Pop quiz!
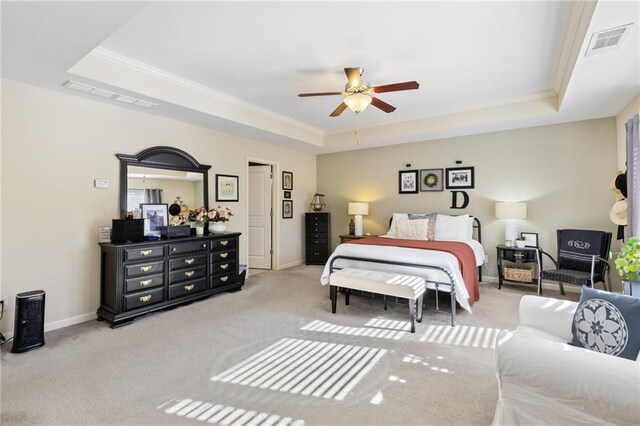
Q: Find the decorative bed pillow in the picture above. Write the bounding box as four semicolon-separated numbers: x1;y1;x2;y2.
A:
395;218;429;240
570;287;640;361
408;213;437;221
409;213;437;240
385;213;409;238
434;214;471;242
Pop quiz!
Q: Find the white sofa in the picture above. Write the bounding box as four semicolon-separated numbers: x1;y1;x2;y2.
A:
493;295;640;426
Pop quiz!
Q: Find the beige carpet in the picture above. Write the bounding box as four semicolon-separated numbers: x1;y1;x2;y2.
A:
0;266;578;425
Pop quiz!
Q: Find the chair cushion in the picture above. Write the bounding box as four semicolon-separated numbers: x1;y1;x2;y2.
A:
558;229;607;273
541;269;603;287
570;287;640;361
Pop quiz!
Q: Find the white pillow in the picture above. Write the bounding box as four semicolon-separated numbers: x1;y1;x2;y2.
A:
435;214;471;242
385;213;409;238
395;218;429;240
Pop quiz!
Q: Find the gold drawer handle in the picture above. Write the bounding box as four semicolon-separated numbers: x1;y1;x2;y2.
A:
185;258;195;265
184;284;195;291
139;295;152;303
140;250;153;256
220;276;228;282
184;271;195;277
140;279;152;287
219;253;228;259
140;265;153;272
220;264;229;270
220;240;229;246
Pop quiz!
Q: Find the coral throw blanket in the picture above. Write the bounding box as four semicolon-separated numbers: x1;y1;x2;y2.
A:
350;237;480;304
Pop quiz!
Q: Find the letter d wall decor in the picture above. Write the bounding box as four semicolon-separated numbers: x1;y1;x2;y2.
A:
450;191;469;209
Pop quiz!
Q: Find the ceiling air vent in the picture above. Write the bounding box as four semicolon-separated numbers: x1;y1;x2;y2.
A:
62;80;158;109
585;23;633;56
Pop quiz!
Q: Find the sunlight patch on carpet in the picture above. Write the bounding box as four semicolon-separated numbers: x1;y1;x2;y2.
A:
402;354;454;374
300;319;408;339
418;324;502;348
211;338;386;401
161;398;304;425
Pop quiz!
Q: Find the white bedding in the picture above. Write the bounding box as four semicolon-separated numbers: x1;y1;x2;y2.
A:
320;242;473;312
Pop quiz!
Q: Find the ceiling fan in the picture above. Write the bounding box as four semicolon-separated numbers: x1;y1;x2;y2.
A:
298;67;419;117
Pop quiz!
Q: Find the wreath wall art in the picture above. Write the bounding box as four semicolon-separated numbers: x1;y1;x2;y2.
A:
420;169;444;192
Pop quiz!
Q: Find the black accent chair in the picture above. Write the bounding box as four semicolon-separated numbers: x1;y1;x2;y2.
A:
540;229;612;295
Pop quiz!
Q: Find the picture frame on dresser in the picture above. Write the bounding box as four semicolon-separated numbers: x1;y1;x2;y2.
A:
283;200;293;218
140;203;168;236
521;232;539;248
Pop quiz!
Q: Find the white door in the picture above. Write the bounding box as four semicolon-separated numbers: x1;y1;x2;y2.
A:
248;165;272;269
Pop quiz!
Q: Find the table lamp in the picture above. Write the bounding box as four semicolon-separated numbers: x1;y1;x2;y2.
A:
495;202;527;244
348;202;369;236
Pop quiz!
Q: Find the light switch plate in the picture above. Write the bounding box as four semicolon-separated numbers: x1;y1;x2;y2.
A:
94;179;108;189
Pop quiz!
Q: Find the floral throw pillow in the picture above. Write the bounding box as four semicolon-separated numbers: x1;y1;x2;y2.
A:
570;287;640;360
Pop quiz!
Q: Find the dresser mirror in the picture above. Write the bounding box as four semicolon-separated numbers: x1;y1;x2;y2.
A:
117;146;211;219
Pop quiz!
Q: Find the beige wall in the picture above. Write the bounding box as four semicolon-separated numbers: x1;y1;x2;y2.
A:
616;95;640;170
0;79;316;335
318;118;619;287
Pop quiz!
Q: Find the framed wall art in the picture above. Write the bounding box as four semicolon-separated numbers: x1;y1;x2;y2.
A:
216;174;239;202
282;200;293;219
445;166;475;189
398;170;419;194
521;232;539;248
141;203;168;236
420;168;444;192
282;171;293;190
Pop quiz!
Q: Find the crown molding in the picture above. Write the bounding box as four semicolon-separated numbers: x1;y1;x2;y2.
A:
91;47;324;136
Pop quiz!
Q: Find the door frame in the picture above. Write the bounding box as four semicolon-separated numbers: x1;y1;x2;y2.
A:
246;157;279;270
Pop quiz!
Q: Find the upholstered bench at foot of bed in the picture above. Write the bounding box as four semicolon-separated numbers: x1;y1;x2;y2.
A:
329;268;426;333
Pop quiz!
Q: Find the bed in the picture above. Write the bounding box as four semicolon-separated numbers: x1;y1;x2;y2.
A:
320;213;486;314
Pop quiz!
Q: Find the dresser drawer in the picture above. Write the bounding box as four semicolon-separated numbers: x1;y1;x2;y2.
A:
210;273;238;288
169;254;207;271
168;279;207;300
211;237;236;251
125;273;164;293
124;246;165;261
211;261;236;275
169;265;207;284
125;261;164;278
210;250;235;263
124;287;164;311
169;241;209;256
306;232;327;240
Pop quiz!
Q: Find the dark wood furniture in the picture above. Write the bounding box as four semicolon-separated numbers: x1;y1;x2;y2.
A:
98;233;242;327
305;212;330;265
339;234;378;244
496;245;542;294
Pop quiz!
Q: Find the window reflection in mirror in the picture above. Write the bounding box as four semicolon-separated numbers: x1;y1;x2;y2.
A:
126;165;204;213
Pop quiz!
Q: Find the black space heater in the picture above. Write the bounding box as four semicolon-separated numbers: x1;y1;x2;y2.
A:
11;290;46;353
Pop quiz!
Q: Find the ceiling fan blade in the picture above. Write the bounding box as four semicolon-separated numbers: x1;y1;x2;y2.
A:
370;97;396;113
330;102;348;117
372;81;420;93
344;67;363;87
298;92;342;97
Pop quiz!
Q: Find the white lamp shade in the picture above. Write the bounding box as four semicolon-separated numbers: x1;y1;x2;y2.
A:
348;202;369;215
343;94;372;113
495;202;527;219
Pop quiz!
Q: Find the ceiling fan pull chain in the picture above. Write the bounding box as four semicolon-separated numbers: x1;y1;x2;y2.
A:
355;114;361;144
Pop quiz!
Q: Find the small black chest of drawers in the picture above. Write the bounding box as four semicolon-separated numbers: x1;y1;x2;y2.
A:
98;233;242;328
306;213;330;265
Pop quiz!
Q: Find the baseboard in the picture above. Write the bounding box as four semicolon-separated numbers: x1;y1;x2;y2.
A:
1;311;97;340
277;259;304;270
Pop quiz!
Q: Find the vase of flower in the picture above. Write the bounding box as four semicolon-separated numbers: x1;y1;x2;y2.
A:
209;222;226;234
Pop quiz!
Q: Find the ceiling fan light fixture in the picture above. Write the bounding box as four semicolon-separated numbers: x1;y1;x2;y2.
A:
344;93;372;113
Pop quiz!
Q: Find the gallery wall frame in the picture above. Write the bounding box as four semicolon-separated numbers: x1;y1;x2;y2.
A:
216;174;239;202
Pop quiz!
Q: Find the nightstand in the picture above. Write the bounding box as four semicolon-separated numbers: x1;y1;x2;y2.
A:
339;234;377;244
496;245;543;295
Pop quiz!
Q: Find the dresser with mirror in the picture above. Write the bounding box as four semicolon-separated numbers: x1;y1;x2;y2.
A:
98;146;243;328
